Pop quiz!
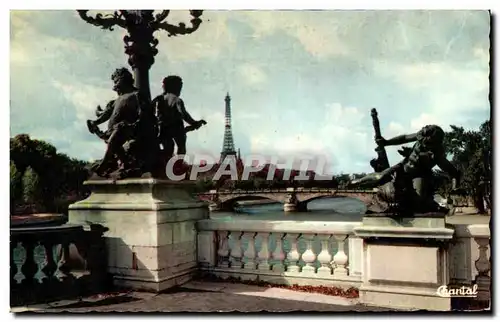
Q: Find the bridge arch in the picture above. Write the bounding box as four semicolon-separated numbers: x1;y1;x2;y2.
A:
300;195;369;213
202;189;376;213
298;192;375;205
218;193;288;205
216;194;287;211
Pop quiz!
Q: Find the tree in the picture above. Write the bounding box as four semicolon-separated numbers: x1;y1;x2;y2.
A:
22;166;42;205
10;134;91;215
441;120;491;213
10;161;22;212
335;173;351;188
194;178;215;192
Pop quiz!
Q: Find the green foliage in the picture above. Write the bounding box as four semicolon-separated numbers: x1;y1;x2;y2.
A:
194;178;215;192
440;120;491;213
22;166;42;205
10;161;23;211
195;169;370;192
10;134;90;215
233;180;254;190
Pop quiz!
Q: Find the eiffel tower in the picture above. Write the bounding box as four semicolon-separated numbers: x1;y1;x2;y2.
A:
220;93;238;162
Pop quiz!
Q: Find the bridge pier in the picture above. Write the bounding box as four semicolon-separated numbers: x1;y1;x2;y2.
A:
209;203;235;212
208;202;221;212
284;201;307;213
283;202;297;212
206;190;222;212
283;188;308;212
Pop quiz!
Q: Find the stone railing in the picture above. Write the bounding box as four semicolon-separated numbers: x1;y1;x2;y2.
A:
196;219;363;288
10;224;108;306
199;188;372;195
448;224;491;303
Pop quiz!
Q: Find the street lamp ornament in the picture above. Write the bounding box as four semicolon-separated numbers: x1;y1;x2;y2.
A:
78;10;204;179
76;10;203;34
77;10;203;100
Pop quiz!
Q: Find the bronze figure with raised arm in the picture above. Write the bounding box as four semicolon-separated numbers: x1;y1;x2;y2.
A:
350;124;460;215
153;75;206;165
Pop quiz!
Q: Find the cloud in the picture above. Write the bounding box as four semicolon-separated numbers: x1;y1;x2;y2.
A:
247;102;373;173
11;12;98;68
236;10;489;63
385;121;406;137
373;49;490;130
51;80;116;124
155;10;236;63
238;63;268;85
473;46;490;64
237;11;349;59
409;113;440;131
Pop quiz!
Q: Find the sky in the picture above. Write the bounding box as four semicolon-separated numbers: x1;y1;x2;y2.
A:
10;10;491;175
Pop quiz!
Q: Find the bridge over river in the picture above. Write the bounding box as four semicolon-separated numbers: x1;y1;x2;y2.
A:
197;188;376;212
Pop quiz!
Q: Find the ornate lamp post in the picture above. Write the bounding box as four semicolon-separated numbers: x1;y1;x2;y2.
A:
76;10;203;101
77;10;204;179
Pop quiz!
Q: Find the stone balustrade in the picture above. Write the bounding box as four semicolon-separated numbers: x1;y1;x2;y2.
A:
196;219;363;289
196;218;491;311
10;223;108;306
448;223;491;304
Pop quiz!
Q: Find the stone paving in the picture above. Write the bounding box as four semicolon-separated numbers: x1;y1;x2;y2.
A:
12;281;401;313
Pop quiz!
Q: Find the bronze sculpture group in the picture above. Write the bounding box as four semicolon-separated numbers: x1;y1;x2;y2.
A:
86;68;205;179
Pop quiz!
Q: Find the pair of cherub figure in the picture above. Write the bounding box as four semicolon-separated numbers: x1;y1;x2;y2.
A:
86;68;205;178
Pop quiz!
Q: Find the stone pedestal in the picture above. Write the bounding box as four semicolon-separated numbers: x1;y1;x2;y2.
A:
354;213;454;311
68;178;209;292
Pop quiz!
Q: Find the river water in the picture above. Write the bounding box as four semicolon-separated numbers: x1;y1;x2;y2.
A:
236;197;365;215
211;197;367;222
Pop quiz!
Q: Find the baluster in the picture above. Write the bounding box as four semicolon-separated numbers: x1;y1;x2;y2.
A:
53;244;67;281
217;231;230;268
59;239;73;279
301;234;317;275
271;233;285;272
257;232;271;271
230;232;244;269
12;242;27;284
21;238;38;286
10;241;17;285
243;232;257;270
73;230;90;272
332;234;348;276
474;237;491;302
286;234;301;273
41;239;57;282
317;234;333;276
33;242;48;283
